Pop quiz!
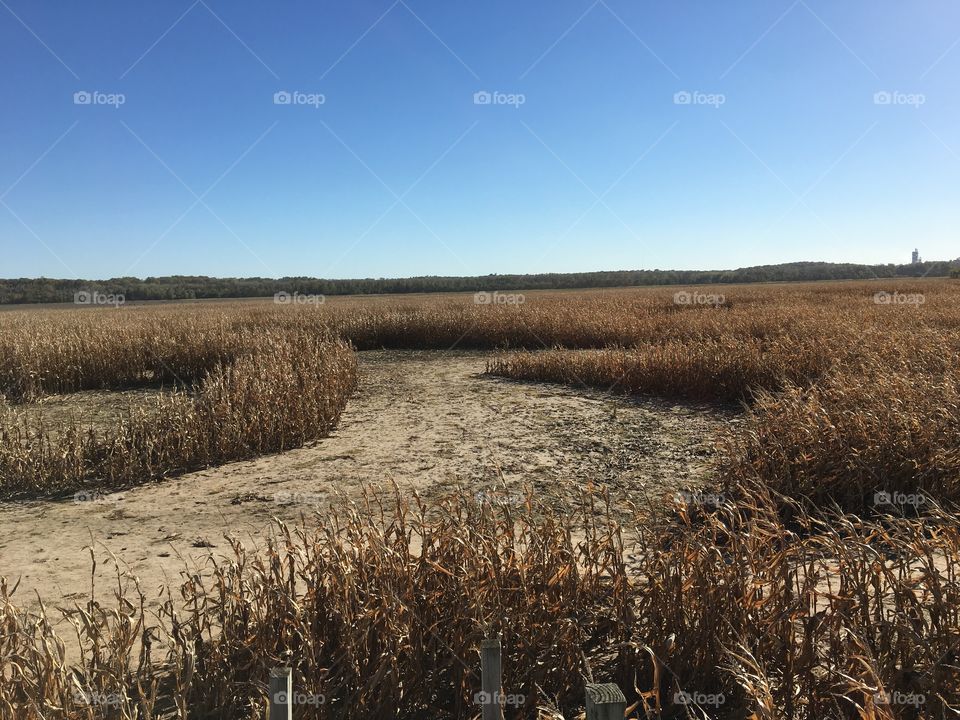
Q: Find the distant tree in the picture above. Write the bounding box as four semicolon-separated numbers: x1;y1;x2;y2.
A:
0;261;954;305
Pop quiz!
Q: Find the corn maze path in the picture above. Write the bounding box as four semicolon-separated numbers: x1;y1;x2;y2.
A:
0;350;732;618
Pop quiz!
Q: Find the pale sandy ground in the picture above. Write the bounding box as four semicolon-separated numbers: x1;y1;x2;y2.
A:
0;350;736;619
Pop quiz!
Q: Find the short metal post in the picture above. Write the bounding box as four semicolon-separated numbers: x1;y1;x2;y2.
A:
585;682;626;720
269;667;293;720
480;638;504;720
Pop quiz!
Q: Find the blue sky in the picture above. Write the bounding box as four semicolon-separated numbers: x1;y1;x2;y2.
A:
1;1;958;280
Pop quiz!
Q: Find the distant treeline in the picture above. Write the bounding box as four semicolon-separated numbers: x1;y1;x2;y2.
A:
0;261;957;305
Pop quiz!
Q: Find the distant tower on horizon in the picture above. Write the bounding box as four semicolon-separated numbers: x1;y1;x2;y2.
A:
912;248;921;264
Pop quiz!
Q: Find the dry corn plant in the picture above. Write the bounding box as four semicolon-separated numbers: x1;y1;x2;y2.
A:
2;280;960;717
0;328;356;498
0;486;958;719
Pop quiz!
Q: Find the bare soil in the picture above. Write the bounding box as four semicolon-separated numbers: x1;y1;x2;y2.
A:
0;350;736;617
9;386;177;438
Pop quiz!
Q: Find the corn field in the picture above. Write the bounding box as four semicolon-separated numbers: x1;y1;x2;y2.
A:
1;279;958;718
1;486;957;719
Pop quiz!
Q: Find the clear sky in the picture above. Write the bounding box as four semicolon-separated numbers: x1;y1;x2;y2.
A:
1;1;958;280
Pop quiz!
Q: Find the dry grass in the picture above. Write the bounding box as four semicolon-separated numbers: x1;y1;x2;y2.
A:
484;336;833;401
1;486;957;719
0;329;356;498
2;279;960;717
483;280;960;512
3;281;959;511
719;358;960;513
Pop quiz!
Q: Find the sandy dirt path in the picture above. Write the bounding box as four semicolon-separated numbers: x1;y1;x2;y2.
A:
0;350;734;615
